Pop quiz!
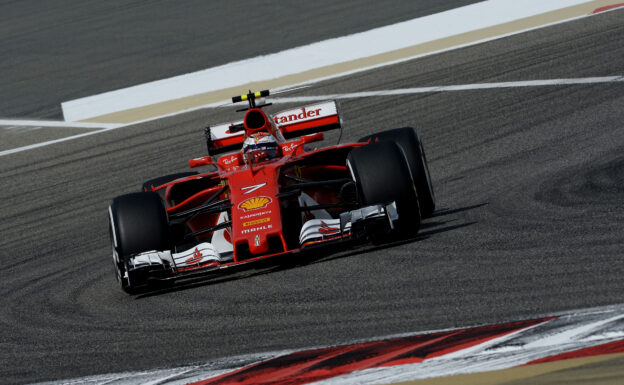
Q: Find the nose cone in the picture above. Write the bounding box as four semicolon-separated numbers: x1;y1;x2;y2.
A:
228;166;284;260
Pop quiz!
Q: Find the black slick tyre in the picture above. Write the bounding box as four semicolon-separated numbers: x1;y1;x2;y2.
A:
347;141;421;236
108;192;170;294
359;127;435;217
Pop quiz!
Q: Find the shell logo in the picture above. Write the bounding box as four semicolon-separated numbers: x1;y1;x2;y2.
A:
238;196;272;211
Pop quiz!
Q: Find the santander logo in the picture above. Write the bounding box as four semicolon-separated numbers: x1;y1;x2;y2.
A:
274;107;322;125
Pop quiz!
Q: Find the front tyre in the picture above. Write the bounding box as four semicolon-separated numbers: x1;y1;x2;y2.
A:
347;141;421;236
108;192;170;294
359;127;435;217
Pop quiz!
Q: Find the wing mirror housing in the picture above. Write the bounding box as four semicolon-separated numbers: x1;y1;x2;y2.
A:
189;156;216;168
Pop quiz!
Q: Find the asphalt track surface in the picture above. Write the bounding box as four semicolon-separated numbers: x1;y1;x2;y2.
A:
0;0;478;119
1;7;624;385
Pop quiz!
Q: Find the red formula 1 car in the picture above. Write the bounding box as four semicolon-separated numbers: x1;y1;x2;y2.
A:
108;90;435;293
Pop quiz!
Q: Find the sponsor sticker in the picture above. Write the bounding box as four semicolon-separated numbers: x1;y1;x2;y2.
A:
239;196;272;211
254;235;260;247
243;217;270;227
272;101;338;127
221;154;238;165
240;210;271;220
274;107;322;125
241;224;273;235
282;142;299;153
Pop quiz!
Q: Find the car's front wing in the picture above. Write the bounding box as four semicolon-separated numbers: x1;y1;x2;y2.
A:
125;202;398;283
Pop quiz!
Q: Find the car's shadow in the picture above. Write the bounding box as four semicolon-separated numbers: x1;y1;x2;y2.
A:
135;202;486;299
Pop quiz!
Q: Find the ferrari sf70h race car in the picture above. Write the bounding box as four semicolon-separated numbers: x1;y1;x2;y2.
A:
108;90;435;293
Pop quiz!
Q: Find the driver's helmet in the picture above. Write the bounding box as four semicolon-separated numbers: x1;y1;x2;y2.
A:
242;132;281;164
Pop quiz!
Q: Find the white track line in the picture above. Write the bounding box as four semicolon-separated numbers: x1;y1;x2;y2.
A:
265;76;624;103
2;76;623;158
0;127;118;157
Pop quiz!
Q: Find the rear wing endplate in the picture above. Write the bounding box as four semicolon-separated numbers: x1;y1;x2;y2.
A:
205;121;245;156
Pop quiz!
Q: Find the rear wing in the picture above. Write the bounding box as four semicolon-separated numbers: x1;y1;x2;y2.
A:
205;100;342;156
271;100;342;139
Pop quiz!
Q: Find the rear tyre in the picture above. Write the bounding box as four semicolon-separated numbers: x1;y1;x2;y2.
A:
359;127;435;217
347;141;421;236
109;192;170;294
